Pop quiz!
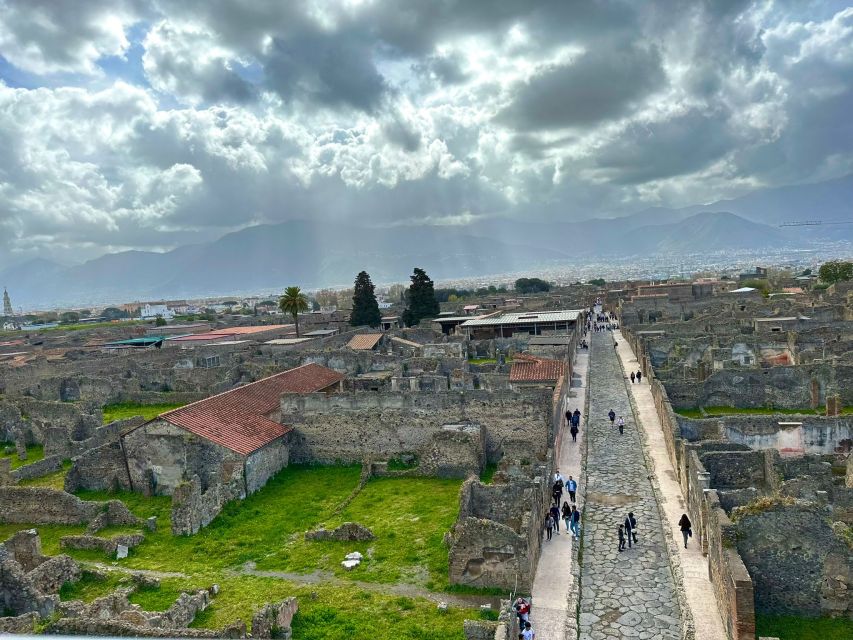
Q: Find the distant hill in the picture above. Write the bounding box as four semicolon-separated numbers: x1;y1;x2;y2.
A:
4;173;850;308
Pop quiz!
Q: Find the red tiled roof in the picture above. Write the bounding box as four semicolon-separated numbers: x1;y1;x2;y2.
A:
347;333;383;350
509;355;566;383
157;363;344;455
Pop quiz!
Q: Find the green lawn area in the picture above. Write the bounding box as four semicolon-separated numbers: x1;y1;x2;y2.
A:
480;463;497;484
468;357;513;365
0;465;479;638
756;613;853;640
673;406;843;419
0;442;44;470
102;401;188;424
19;460;72;489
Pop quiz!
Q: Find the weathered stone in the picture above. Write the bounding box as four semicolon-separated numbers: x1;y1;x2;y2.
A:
305;522;375;542
251;597;298;638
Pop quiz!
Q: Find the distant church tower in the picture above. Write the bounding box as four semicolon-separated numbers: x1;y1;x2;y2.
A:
3;287;13;317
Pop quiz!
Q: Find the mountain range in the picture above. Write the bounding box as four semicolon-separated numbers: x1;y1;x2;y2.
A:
3;174;851;309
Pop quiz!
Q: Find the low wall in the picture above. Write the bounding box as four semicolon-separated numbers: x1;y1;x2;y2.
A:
10;455;63;482
0;487;135;526
171;469;245;536
64;441;132;493
283;389;552;465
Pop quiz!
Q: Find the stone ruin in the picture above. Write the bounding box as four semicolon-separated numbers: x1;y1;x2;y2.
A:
305;522;375;542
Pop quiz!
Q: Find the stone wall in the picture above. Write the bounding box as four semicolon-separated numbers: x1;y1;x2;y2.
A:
122;419;246;495
734;503;851;619
10;455;63;482
283;389;553;465
0;487;136;526
64;440;133;492
244;438;289;495
171;468;245;536
699;450;769;489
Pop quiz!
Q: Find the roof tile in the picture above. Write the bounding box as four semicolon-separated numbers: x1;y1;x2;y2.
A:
509;355;566;383
347;333;384;350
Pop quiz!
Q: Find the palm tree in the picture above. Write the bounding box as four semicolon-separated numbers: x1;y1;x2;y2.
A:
279;286;309;337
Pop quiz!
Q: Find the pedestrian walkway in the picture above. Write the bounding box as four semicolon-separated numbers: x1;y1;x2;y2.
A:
577;331;681;640
529;347;589;640
614;330;727;640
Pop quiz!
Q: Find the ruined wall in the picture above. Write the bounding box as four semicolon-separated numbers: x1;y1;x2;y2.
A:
735;503;851;619
64;441;132;493
122;420;245;495
699;450;768;489
170;468;245;536
245;438;289;495
0;488;136;527
283;389;552;465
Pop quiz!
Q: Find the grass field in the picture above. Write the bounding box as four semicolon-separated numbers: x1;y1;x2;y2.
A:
1;464;481;638
102;401;188;424
756;613;853;640
0;442;45;469
468;357;512;365
18;460;72;489
673;406;851;419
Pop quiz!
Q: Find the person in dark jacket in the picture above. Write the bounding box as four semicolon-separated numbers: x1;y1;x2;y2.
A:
630;372;635;383
573;409;581;428
608;409;616;425
624;512;638;546
618;524;626;552
678;513;692;548
562;501;572;532
550;503;561;534
570;505;581;540
570;422;579;442
636;370;642;383
552;480;563;507
544;511;554;541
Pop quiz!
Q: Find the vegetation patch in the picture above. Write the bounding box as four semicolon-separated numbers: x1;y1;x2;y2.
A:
674;406;831;419
59;570;123;603
19;460;72;489
479;464;498;484
102;401;188;424
730;494;796;523
0;443;45;470
755;613;853;640
387;455;419;471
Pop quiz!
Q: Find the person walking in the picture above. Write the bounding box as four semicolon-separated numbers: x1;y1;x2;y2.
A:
544;511;555;541
570;421;579;442
571;505;581;540
552;481;563;508
562;501;572;532
608;409;616;425
636;370;642;384
514;597;530;629
679;513;692;548
617;416;625;434
565;408;572;427
522;621;535;640
573;408;581;428
550;503;561;534
630;371;635;384
554;469;564;484
566;476;577;503
618;524;626;552
624;512;638;547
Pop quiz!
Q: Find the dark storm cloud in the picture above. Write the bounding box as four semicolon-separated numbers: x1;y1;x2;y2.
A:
495;44;666;131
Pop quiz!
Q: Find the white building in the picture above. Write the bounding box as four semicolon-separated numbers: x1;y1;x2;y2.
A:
141;303;175;320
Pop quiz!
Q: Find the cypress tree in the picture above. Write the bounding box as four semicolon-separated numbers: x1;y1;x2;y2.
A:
402;267;440;327
350;271;382;327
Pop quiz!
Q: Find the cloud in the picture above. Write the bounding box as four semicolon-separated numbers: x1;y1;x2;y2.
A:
494;44;666;131
0;0;141;74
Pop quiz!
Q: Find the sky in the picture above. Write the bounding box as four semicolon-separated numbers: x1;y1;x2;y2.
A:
0;0;852;269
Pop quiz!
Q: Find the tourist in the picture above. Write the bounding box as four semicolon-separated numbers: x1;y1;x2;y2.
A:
522;621;535;640
566;475;577;503
571;505;581;540
630;372;635;384
552;480;563;507
608;409;616;425
554;469;564;484
617;416;625;434
636;370;642;383
679;513;692;548
618;524;626;552
514;597;530;628
565;408;572;426
624;512;638;547
544;511;555;541
549;503;561;534
570;421;579;443
562;501;571;532
572;408;581;428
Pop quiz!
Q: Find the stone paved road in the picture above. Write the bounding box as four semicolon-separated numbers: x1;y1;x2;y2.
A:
577;331;681;640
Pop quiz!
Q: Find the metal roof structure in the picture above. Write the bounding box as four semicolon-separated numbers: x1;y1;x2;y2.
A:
460;310;581;327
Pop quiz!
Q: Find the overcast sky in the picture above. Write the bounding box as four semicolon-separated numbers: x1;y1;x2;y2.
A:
1;0;852;268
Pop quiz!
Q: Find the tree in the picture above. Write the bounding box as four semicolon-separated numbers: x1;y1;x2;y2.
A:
314;289;338;309
402;267;439;327
59;311;80;324
387;283;406;304
102;307;129;320
818;260;853;284
588;278;606;287
154;315;167;327
515;277;551;294
279;286;309;336
350;271;382;327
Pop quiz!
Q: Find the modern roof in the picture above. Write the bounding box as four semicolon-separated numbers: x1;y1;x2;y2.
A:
105;336;165;346
302;329;338;336
264;338;314;345
390;336;423;349
729;287;757;293
460;310;581;327
463;305;480;310
433;315;482;323
155;363;344;455
509;355;567;383
347;333;384;350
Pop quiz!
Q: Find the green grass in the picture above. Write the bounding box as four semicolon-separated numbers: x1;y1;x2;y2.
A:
467;357;513;365
59;570;125;602
1;466;477;638
673;406;842;419
102;401;188;424
0;443;44;470
756;613;853;640
480;464;498;484
19;460;72;489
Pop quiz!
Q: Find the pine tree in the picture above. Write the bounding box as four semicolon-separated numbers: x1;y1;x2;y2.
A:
350;271;381;327
402;267;439;327
3;288;12;317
